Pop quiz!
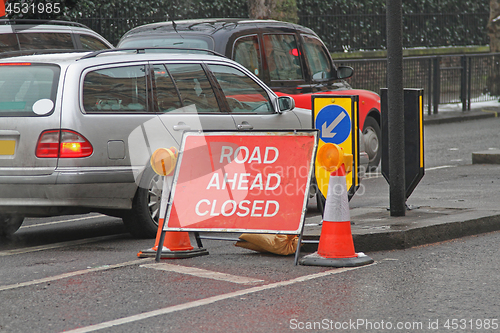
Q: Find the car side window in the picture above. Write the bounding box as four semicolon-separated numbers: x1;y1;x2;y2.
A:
262;34;303;81
233;35;262;79
17;33;74;50
83;65;148;113
208;64;273;114
79;34;110;50
151;64;182;112
165;63;220;113
302;35;335;81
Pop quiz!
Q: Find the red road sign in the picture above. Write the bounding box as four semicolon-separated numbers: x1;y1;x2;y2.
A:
164;131;318;234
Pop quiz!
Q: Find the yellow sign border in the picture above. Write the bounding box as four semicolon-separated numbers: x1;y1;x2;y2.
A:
312;95;359;200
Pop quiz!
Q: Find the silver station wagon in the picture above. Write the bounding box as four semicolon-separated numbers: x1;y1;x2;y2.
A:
0;49;316;238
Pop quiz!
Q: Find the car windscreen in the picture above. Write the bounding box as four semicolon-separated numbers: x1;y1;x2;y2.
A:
118;35;213;51
0;64;60;117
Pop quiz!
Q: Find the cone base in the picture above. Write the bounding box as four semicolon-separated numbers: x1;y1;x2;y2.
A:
299;252;374;267
137;247;209;259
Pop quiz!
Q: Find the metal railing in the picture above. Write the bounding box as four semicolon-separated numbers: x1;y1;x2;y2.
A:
337;53;500;114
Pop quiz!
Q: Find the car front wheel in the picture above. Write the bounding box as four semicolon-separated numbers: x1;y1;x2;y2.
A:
0;214;24;237
122;167;163;238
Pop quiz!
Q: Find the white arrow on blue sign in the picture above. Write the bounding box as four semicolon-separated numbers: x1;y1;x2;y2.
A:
315;105;351;144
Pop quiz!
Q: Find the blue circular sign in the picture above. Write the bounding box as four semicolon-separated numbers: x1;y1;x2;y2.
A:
315;105;351;144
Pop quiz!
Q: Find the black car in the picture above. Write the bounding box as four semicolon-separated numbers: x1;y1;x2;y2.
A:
118;19;381;170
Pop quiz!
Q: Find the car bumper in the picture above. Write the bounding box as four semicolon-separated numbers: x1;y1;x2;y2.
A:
0;169;138;213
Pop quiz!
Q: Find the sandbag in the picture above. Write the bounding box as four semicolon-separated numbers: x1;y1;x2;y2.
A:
235;233;298;255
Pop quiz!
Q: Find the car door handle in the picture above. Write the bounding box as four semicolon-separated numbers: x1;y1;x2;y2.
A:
237;122;253;130
173;123;191;131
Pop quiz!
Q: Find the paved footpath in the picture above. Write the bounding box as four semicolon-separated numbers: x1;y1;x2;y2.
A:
302;103;500;253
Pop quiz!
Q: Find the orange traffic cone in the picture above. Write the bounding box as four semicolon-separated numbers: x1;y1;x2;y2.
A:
300;163;373;267
137;217;208;259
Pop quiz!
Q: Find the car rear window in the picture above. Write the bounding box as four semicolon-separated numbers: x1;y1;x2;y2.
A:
0;64;60;117
17;33;74;50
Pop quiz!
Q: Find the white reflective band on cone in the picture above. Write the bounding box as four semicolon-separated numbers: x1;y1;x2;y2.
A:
323;173;350;223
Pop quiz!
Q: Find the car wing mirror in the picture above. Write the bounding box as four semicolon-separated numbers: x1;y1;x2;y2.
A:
337;66;354;79
278;96;295;112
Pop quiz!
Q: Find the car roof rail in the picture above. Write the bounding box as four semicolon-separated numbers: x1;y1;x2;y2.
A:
0;19;89;29
77;47;227;60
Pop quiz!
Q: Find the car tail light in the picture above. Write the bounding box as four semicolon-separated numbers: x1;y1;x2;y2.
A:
36;130;93;158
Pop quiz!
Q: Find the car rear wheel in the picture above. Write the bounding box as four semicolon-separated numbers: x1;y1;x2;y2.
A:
122;167;162;238
0;214;24;237
363;116;381;171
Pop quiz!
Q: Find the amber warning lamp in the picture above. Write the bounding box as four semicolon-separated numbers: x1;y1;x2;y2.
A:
150;147;178;176
317;143;352;174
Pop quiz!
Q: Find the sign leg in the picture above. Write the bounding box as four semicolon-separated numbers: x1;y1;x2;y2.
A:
155;230;166;262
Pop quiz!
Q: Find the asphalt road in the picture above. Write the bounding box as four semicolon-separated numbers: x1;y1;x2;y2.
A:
1;116;499;332
1;229;499;332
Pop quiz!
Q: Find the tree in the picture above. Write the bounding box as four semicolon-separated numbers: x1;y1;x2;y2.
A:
487;0;500;97
488;0;500;52
248;0;298;23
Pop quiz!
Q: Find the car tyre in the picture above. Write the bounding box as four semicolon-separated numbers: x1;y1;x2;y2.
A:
0;214;24;237
122;167;163;238
363;116;381;172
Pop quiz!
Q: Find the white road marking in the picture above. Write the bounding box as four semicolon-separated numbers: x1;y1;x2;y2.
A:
426;165;456;170
141;263;264;285
0;258;153;292
20;214;112;229
0;234;126;257
62;263;376;333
